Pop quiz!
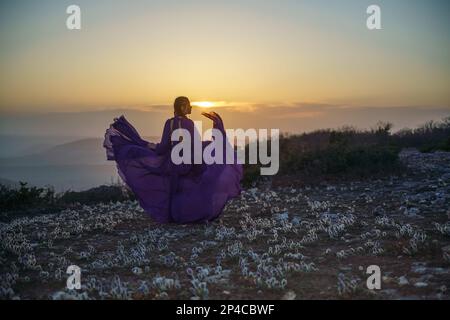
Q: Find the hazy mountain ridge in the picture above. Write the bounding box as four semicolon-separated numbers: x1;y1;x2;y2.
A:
0;136;160;166
0;134;87;158
0;135;159;191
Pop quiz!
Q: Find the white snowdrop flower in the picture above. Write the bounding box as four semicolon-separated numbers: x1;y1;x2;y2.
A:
132;267;143;275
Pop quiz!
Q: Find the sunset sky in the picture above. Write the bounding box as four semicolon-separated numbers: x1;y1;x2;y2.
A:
0;0;449;134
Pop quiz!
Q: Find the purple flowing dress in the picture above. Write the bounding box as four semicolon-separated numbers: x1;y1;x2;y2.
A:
103;115;243;224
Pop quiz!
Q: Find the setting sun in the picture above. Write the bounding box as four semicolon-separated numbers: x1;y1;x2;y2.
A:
192;101;215;108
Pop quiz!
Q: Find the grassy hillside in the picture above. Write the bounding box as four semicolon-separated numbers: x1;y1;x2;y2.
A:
243;117;450;187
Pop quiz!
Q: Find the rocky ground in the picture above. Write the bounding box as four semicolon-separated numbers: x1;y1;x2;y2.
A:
1;149;449;300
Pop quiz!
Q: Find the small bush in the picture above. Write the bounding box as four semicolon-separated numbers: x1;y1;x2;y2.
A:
394;117;450;152
0;182;135;221
0;182;56;212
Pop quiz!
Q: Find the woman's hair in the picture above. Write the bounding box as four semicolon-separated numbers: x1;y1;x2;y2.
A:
174;96;190;117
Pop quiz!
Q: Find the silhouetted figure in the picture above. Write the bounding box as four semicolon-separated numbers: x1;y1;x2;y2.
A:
103;97;243;224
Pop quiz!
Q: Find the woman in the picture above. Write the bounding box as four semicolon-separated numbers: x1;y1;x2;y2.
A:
103;96;243;224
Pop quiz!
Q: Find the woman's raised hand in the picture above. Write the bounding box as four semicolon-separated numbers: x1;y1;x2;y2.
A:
202;111;225;132
201;111;223;124
201;111;214;121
